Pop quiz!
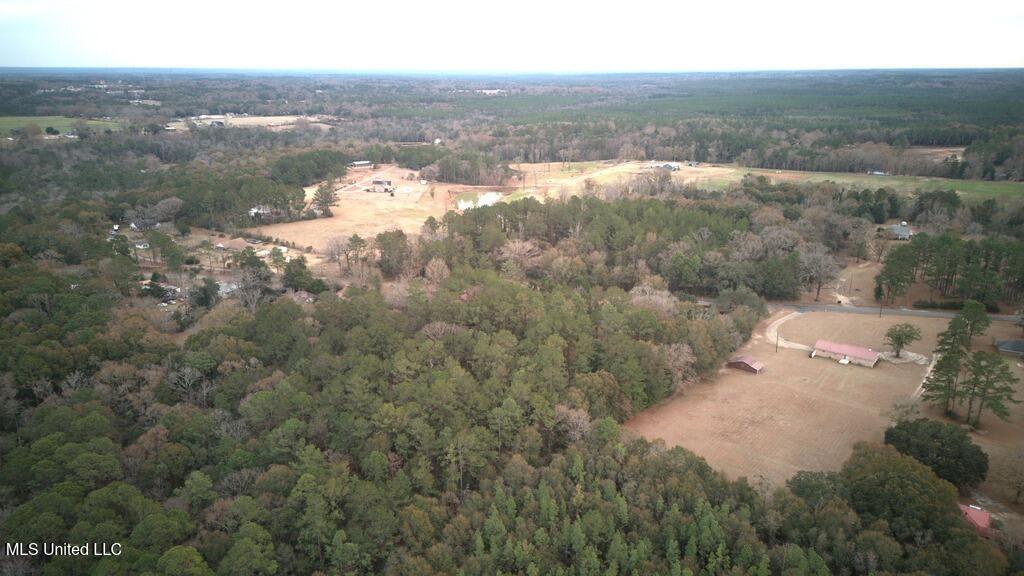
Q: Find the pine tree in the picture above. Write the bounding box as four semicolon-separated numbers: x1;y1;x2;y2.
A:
921;352;963;415
963;351;1020;427
958;299;991;347
921;316;970;415
313;180;338;216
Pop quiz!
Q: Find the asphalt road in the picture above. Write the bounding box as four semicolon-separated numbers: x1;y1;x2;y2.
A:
771;302;1019;322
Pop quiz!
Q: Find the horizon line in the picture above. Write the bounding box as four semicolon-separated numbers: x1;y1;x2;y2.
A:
1;65;1023;77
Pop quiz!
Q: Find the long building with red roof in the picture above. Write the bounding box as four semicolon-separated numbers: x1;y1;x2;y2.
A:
811;339;880;367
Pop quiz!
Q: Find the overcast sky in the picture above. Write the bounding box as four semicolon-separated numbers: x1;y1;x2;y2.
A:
2;0;1023;72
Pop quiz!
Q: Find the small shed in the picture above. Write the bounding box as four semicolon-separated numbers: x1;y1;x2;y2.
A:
811;339;880;368
248;205;274;218
959;504;991;538
370;179;393;192
886;223;913;241
727;356;764;374
995;340;1024;357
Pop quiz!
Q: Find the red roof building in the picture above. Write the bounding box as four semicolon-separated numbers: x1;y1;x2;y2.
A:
727;355;764;374
811;339;880;367
959;504;992;538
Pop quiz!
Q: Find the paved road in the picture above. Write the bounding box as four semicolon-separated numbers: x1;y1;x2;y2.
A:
770;302;1019;322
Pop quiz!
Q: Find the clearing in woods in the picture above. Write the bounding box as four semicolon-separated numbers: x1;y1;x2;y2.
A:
248;160;1024;252
163;115;334;131
513;159;1024;200
625;310;1024;492
247;164;512;250
0;115;122;134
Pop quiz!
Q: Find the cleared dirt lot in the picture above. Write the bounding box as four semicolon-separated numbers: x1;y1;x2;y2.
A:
508;161;739;201
248;165;510;251
625;310;1023;488
165;115;333;131
254;161;640;250
906;146;966;163
509;161;644;198
250;166;442;250
831;260;881;306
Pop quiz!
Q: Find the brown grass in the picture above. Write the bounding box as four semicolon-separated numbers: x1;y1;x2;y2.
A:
247;165;504;251
625;311;1024;497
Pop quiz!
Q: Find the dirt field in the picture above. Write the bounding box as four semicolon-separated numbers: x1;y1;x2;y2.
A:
625;310;1023;488
508;161;739;201
252;161;649;251
165;115;333;131
906;146;966;163
503;161;626;202
247;164;510;251
509;159;1024;201
789;259;879;306
833;260;882;306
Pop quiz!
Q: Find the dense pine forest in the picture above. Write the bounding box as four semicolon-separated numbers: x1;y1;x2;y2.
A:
1;70;1023;575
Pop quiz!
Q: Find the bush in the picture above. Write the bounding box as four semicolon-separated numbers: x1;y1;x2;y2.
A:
913;300;999;313
716;286;767;315
884;418;988;490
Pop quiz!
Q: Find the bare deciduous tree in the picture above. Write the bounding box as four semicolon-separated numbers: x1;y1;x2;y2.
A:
420;321;464;341
660;342;696;392
554;404;592;443
168;367;215;407
325;236;348;271
217;468;261;496
629;284;678;319
797;242;840;301
237;267;270;312
60;370;89;396
498;239;541;270
424;257;450;285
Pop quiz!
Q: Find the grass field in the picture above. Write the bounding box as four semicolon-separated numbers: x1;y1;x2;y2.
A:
689;165;1024;200
0;116;122;135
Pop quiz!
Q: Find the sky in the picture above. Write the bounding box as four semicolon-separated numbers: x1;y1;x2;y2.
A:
1;0;1023;72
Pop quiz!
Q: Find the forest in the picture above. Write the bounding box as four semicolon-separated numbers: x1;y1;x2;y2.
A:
2;187;1023;574
2;70;1024;211
1;70;1024;575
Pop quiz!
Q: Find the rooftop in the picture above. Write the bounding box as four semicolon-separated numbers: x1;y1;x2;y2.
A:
887;224;913;237
813;339;880;362
729;355;765;371
996;340;1024;354
959;504;991;530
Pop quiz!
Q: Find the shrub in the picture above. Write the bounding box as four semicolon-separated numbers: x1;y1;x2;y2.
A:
884;418;988;490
